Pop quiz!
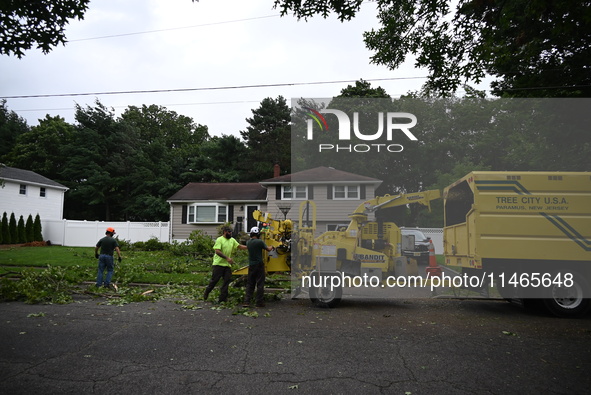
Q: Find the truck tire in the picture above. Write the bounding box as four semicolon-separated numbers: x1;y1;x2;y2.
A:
309;279;342;308
543;272;591;318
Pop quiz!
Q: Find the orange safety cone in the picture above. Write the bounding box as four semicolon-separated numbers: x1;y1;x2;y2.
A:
425;239;442;277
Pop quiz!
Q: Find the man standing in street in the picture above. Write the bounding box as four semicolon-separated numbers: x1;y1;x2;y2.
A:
204;226;246;303
95;227;122;288
243;226;273;308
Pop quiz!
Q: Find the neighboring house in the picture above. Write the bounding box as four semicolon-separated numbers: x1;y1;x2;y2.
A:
0;165;68;220
168;166;382;240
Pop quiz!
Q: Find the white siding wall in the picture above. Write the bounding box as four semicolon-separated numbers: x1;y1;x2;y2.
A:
0;180;65;220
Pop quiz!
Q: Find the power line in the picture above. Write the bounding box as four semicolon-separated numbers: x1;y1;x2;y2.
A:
0;77;429;100
13;100;263;113
68;14;281;42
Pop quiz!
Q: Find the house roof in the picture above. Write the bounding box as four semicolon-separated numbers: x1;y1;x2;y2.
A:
0;165;68;190
168;183;267;202
261;166;382;185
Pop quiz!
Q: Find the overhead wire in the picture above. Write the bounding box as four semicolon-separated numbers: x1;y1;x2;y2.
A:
0;76;428;100
67;14;281;42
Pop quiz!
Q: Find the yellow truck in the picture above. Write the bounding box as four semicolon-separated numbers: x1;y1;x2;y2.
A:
444;171;591;317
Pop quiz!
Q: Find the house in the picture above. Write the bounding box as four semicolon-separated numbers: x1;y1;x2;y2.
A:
167;166;382;240
260;166;382;234
167;183;267;240
0;165;68;221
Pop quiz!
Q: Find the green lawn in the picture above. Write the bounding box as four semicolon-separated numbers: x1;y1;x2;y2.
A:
0;246;289;307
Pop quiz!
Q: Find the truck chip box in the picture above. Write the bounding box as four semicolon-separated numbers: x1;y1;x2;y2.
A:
444;171;591;317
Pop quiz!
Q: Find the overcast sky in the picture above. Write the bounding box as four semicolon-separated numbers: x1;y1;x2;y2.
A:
0;0;489;138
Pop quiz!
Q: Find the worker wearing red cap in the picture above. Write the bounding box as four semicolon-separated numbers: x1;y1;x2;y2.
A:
94;227;122;288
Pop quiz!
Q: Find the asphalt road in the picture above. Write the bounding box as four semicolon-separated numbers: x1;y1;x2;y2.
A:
1;292;590;394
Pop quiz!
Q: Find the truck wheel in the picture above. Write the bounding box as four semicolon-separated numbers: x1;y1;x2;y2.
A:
543;272;591;318
309;281;342;308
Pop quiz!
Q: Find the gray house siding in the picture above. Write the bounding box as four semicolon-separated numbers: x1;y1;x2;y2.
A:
265;183;377;236
169;201;268;241
168;168;382;241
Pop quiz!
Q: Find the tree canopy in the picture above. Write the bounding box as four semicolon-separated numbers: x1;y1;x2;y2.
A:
0;0;90;57
240;95;291;181
275;0;591;97
1;84;589;226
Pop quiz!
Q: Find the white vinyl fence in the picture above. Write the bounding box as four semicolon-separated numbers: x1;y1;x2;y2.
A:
40;219;443;253
41;219;169;247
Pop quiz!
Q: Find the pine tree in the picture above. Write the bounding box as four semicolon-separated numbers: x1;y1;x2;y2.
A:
33;214;43;242
17;216;26;243
9;213;17;244
1;212;9;244
25;214;34;242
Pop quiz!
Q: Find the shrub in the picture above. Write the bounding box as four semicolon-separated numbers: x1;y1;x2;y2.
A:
34;214;42;242
1;212;8;244
25;214;34;242
17;215;26;243
143;237;166;251
115;237;132;251
170;230;214;258
9;213;17;244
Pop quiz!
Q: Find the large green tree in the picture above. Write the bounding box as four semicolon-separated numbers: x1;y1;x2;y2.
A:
61;100;138;220
4;115;75;181
0;100;29;159
240;96;291;181
275;0;591;97
0;0;90;57
119;104;209;221
185;134;248;183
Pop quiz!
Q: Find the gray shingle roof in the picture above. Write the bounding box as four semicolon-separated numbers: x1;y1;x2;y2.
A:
261;166;382;184
0;166;68;190
168;183;267;201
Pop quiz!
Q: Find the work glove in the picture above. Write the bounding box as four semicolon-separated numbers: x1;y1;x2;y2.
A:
95;253;99;259
118;256;122;263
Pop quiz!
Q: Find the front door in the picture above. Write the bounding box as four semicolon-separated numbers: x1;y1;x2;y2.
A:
246;205;259;231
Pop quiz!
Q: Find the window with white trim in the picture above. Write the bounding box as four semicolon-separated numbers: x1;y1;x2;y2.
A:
19;184;27;195
40;187;46;197
282;185;307;200
333;185;359;199
188;204;228;223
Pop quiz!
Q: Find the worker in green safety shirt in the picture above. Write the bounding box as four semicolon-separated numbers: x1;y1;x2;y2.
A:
204;226;246;303
243;226;274;308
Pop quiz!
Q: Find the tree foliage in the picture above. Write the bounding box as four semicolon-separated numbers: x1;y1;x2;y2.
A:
5;115;75;181
9;213;17;244
240;96;291;180
275;0;591;97
0;212;7;243
25;214;34;242
0;0;90;57
0;86;588;226
292;80;591;225
186;135;248;182
0;100;29;158
34;214;43;242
